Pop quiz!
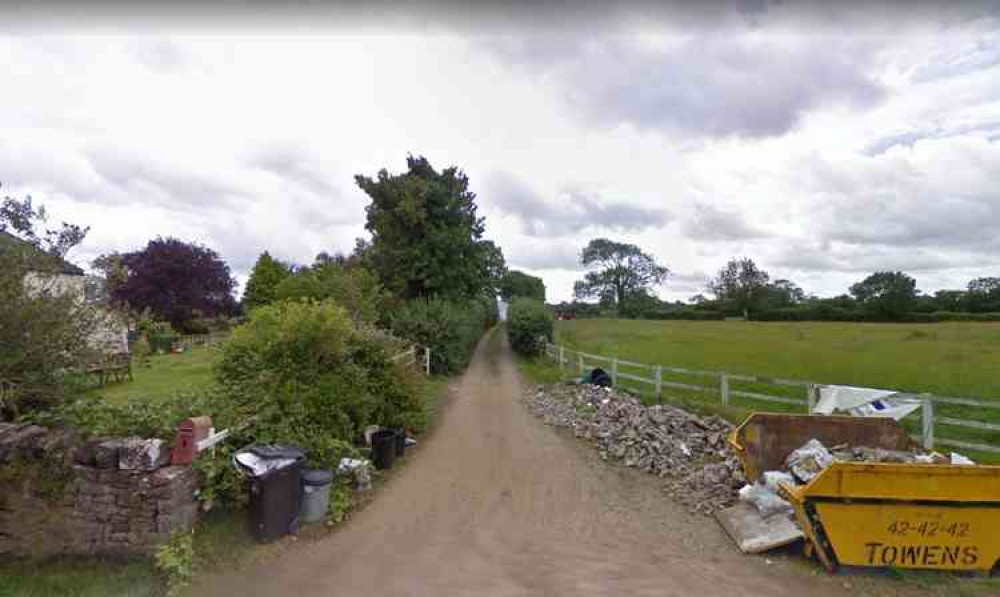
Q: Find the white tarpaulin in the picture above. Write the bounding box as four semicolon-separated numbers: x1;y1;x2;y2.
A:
813;384;922;421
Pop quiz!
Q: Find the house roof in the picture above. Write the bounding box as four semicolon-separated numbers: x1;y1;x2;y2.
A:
0;230;85;275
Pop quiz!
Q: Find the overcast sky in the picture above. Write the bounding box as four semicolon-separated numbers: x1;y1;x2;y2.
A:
3;2;1000;302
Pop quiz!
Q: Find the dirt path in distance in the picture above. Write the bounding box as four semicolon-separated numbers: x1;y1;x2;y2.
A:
191;329;945;597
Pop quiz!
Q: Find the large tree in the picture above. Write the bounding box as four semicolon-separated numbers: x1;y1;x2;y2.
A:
355;155;506;300
499;270;546;302
849;271;917;320
113;237;238;328
572;238;668;316
243;251;291;311
708;257;771;319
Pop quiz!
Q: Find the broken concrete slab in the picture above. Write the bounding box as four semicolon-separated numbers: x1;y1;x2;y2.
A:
715;502;804;554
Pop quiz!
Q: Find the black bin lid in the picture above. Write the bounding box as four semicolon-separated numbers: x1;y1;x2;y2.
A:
302;468;334;486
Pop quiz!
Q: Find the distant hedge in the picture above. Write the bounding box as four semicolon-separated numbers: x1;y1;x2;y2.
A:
753;307;1000;323
640;309;726;321
508;298;554;356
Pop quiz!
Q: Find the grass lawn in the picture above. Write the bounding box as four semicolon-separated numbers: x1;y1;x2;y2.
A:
552;319;1000;460
0;558;161;597
86;346;219;405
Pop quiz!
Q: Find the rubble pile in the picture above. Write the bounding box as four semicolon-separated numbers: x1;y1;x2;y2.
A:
524;384;743;514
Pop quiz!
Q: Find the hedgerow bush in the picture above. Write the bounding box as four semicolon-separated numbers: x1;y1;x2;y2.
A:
641;309;725;320
387;297;495;375
198;299;424;506
507;298;553;356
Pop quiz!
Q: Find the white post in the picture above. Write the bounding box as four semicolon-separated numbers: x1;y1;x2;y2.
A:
578;354;584;374
559;346;565;371
655;365;663;404
922;395;934;450
807;384;817;413
424;346;431;376
611;357;618;387
720;373;730;406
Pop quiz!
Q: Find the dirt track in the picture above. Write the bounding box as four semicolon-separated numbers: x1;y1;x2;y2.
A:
191;329;938;597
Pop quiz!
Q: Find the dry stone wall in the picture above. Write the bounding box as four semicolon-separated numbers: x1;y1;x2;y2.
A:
0;422;198;557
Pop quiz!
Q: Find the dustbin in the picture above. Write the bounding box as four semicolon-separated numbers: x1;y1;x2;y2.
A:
233;444;306;543
300;468;334;524
371;429;396;470
391;427;406;458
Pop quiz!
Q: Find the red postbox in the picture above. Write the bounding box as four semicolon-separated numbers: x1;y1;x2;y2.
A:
171;416;214;465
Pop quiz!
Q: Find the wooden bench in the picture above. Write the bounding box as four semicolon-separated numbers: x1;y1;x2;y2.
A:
85;352;133;387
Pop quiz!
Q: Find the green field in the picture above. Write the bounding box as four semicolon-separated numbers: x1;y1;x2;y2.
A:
553;319;1000;460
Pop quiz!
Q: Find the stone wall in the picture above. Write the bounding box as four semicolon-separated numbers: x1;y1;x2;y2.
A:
0;423;199;557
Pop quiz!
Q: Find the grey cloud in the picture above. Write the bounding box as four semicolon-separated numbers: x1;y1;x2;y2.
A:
909;32;1000;83
682;203;770;241
83;147;249;209
505;243;583;271
482;35;886;138
129;39;188;73
805;144;1000;254
484;171;669;237
773;242;965;274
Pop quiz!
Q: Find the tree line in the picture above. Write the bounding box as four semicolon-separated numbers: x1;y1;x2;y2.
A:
559;240;1000;322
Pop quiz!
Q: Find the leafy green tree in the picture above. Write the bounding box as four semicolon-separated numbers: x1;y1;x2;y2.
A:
965;277;1000;312
1;183;88;259
499;270;546;302
274;261;383;326
243;251;291;311
355;155;506;300
708;257;771;319
758;278;806;310
572;238;669;316
849;271;917;320
933;290;967;312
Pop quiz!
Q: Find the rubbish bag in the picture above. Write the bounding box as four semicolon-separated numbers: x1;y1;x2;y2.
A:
588;368;612;387
785;439;834;483
738;482;793;518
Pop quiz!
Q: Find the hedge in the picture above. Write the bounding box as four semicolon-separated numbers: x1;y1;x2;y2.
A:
387;296;496;375
507;298;554;356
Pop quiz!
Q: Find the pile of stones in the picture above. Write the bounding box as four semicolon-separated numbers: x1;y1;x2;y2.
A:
524;384;745;514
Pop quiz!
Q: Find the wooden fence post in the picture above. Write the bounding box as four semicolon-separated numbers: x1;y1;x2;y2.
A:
655;365;663;404
424;346;431;376
611;357;618;387
922;395;934;450
720;373;730;406
806;384;817;412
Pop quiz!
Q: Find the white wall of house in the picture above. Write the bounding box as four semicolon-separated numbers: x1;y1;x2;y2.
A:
22;271;128;354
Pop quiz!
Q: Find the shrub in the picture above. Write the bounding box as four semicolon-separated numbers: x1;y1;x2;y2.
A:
507;298;553;356
387;297;493;375
202;299;424;506
154;529;195;597
0;252;100;418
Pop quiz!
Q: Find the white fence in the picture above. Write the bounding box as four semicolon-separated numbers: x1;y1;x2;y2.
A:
544;341;1000;456
390;344;432;376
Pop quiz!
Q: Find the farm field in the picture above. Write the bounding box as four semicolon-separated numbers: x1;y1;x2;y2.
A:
553;319;1000;460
